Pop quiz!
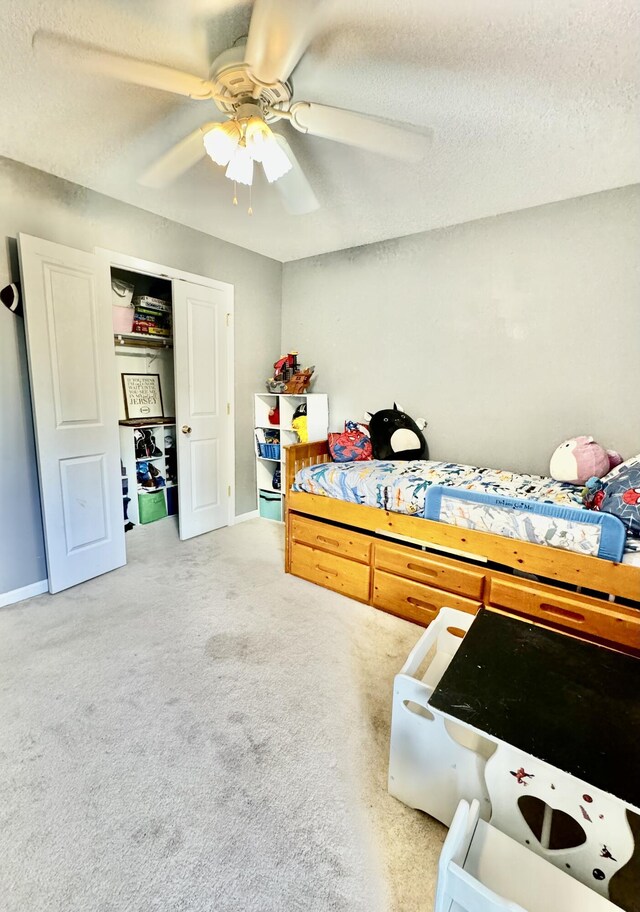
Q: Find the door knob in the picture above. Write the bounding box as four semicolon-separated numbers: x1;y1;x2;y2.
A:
182;425;192;434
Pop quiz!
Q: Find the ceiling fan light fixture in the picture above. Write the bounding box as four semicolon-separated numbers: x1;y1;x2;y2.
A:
225;143;254;186
245;115;292;182
260;135;293;183
203;121;241;166
244;115;271;163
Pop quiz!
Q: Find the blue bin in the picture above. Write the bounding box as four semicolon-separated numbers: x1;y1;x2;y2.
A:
166;485;179;516
258;443;281;460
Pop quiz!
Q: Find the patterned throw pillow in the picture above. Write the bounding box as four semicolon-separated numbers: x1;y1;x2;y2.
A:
328;421;372;462
590;455;640;536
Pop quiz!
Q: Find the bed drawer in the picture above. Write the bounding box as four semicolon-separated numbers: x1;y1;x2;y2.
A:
488;577;640;649
290;515;371;563
374;541;485;599
373;569;482;626
290;543;371;602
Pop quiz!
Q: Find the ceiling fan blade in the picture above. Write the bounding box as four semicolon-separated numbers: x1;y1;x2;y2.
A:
284;102;432;163
33;30;217;100
139;122;218;188
272;135;319;215
244;0;320;86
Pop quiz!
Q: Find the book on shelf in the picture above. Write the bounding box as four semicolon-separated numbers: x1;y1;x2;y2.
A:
131;319;171;336
134;305;172;320
132;295;171;313
133;322;172;334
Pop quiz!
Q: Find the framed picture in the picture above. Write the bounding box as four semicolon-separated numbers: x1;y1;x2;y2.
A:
121;373;164;420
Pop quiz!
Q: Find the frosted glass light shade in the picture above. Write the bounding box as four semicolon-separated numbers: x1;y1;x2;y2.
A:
205;115;292;190
225;145;254;186
203;122;241;166
245;115;271;163
261;137;293;183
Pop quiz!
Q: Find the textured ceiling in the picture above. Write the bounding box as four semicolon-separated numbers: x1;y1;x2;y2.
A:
0;0;638;262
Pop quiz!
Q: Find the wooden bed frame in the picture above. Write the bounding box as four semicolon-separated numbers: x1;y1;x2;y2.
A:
284;441;640;654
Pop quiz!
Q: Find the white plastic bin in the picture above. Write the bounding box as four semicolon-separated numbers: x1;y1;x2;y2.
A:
388;606;495;825
112;277;135;333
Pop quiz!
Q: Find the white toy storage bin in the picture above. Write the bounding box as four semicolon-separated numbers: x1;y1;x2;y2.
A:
388;607;495;826
434;799;617;912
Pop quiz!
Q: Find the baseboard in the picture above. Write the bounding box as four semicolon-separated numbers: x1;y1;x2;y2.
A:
0;579;48;608
234;509;259;524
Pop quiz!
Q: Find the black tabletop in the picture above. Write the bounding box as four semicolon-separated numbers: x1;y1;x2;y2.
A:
429;609;640;809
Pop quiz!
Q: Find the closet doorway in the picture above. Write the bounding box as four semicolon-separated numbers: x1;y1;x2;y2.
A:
18;235;234;594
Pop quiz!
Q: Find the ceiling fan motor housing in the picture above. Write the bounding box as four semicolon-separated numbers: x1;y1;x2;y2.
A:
209;44;291;123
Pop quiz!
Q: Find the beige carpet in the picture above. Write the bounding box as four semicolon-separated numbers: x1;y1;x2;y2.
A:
0;518;444;912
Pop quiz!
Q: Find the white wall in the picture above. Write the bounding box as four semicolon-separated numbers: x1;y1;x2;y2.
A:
283;185;640;475
0;156;281;596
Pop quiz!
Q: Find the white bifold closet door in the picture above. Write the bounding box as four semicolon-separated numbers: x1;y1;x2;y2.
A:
173;279;231;539
18;234;126;593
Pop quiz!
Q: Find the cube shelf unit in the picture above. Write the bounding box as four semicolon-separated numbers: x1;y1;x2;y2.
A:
119;421;178;526
254;392;328;522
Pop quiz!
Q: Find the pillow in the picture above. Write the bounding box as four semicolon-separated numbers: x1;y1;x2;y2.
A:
586;454;640;536
328;421;372;462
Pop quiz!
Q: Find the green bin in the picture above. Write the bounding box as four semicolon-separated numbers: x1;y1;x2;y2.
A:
259;490;282;521
138;490;168;524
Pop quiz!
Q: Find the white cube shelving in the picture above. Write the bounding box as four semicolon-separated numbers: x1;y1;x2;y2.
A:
254;392;328;522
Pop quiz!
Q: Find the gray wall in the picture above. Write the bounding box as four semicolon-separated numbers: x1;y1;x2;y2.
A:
283;185;640;476
0;157;281;596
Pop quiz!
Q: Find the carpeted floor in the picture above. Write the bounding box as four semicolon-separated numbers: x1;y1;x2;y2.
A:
0;518;444;912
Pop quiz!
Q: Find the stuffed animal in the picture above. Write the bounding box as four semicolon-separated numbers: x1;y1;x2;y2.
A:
1;282;22;316
550;436;623;486
582;476;606;511
364;403;428;460
291;402;308;443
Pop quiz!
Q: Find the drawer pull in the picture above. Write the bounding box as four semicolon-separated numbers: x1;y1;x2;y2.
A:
317;535;340;549
407;597;436;611
540;602;585;624
317;564;338;578
407;562;437;578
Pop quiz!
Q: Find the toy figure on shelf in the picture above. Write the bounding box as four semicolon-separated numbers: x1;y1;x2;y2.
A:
266;350;315;394
291;403;308;442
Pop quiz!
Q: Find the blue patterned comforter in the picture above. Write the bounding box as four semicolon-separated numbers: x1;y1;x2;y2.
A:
293;459;583;515
294;459;640;559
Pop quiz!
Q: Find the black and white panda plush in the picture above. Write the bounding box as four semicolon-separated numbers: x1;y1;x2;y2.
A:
1;283;22;317
365;403;428;460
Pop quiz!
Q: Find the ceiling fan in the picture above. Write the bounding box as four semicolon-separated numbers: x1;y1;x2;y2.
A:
33;0;432;215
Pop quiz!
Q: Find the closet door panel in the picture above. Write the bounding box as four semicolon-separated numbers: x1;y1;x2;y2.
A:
173;279;231;539
19;234;125;593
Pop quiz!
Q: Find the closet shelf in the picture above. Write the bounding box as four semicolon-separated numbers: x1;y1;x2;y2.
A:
119;419;175;427
114;332;173;349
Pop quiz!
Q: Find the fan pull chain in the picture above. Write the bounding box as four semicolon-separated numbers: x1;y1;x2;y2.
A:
248;184;253;216
232;181;238;206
